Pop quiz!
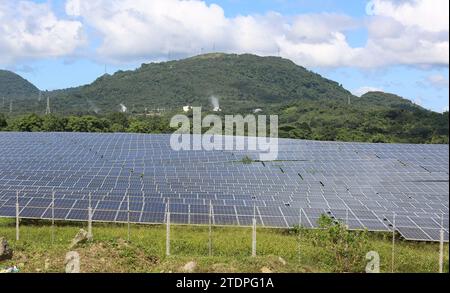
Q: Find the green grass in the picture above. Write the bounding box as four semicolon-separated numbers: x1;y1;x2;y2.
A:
0;218;448;273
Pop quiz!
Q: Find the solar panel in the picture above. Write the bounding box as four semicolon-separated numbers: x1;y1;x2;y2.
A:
0;132;448;242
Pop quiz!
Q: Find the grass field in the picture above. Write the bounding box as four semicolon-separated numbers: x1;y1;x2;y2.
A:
0;218;448;273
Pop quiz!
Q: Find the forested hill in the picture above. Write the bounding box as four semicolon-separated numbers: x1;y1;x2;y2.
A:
0;70;39;100
0;53;427;114
0;53;448;144
46;53;354;114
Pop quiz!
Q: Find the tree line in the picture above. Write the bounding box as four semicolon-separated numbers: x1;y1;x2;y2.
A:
0;110;448;145
0;113;171;134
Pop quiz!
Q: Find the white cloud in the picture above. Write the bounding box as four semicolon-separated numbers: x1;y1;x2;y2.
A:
0;1;85;65
63;0;363;67
65;0;232;61
63;0;448;68
427;74;449;88
370;0;448;32
362;0;449;67
352;86;384;97
1;0;448;69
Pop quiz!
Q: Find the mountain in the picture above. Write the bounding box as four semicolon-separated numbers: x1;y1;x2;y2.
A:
0;53;447;144
49;53;353;114
359;91;420;110
0;70;39;99
0;70;41;113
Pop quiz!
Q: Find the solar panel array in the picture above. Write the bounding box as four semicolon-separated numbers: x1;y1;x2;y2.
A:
0;132;448;242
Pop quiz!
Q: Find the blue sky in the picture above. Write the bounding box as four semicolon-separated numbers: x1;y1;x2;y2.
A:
1;0;448;112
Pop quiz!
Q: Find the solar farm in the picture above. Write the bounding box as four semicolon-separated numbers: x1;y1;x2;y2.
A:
0;132;448;242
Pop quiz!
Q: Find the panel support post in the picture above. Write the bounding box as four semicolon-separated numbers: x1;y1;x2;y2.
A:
15;191;19;241
208;200;212;256
166;200;171;256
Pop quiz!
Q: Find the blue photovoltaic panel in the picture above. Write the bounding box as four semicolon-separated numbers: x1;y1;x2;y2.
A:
0;132;448;242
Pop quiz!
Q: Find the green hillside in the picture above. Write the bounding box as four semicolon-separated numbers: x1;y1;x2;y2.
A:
0;53;448;144
0;70;39;99
47;53;352;114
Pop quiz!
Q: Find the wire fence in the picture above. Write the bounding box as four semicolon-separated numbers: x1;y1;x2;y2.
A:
1;193;448;273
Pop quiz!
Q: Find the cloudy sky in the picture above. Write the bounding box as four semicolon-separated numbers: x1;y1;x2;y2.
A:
0;0;448;112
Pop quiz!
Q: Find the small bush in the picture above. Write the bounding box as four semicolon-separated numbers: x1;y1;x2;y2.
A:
297;215;371;272
241;156;254;164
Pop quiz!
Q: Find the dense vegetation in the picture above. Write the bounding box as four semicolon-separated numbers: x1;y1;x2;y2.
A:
1;106;448;144
0;70;39;100
0;113;171;134
274;95;449;143
0;53;448;143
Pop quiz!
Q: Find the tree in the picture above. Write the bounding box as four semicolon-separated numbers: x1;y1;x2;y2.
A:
110;123;126;133
66;116;110;132
66;116;88;132
42;115;67;132
106;112;129;128
9;114;43;132
127;120;151;133
370;134;389;143
0;113;7;129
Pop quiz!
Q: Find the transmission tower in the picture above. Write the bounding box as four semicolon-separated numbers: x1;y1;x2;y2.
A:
45;96;51;115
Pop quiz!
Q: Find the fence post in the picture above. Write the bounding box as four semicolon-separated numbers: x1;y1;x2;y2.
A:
252;204;257;257
87;192;93;240
345;209;349;229
439;214;444;273
166;199;171;256
51;191;55;245
391;212;396;273
15;191;20;241
208;200;213;256
127;191;130;242
298;208;302;264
